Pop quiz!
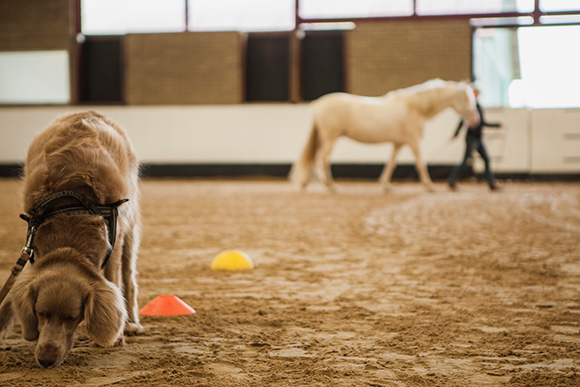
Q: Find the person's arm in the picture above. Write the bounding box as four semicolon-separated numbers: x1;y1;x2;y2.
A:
478;105;502;128
481;119;501;128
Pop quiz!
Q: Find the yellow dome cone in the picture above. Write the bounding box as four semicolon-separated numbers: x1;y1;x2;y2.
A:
211;250;255;271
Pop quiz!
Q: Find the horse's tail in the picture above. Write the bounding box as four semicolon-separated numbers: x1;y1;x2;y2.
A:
290;122;319;188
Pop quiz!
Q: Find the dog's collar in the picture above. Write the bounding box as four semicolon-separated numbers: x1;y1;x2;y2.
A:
20;190;129;269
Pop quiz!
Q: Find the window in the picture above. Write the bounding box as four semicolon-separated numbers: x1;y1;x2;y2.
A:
416;0;534;15
514;25;580;108
472;28;517;107
299;0;412;19
540;0;580;12
81;0;186;35
82;0;295;34
474;25;580;108
188;0;294;32
0;51;70;104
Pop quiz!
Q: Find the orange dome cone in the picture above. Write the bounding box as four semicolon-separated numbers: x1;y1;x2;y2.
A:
139;295;196;316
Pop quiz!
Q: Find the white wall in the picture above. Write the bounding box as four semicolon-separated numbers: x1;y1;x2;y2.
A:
0;105;579;174
530;109;580;173
474;108;531;173
473;108;580;174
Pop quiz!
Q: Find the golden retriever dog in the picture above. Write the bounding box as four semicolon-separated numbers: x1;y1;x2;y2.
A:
0;111;142;367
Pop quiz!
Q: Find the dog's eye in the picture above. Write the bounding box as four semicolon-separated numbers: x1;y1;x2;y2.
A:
37;311;49;319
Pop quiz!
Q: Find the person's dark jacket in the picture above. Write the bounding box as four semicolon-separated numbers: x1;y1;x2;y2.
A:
454;103;501;139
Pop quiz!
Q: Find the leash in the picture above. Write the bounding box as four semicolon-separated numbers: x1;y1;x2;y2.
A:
0;228;35;307
0;191;128;307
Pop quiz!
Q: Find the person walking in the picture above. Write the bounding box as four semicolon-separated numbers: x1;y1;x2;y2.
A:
448;85;503;191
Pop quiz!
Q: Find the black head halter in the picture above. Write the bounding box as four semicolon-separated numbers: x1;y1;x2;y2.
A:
19;190;129;269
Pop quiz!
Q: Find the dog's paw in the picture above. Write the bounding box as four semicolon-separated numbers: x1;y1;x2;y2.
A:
124;322;144;336
113;335;126;347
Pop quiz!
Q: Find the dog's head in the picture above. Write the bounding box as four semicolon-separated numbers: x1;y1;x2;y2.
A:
11;247;126;367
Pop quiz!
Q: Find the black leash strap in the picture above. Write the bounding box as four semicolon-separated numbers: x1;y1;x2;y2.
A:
97;198;129;268
0;229;35;307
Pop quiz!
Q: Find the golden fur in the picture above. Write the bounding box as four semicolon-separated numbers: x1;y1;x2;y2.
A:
0;111;141;367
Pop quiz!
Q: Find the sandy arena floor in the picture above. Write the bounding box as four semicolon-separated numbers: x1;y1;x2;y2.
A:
0;178;579;386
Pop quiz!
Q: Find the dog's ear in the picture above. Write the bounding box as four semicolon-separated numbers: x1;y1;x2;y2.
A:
11;274;39;341
84;278;126;347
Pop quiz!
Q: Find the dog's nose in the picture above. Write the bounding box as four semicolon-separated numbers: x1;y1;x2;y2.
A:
37;343;58;367
38;357;56;368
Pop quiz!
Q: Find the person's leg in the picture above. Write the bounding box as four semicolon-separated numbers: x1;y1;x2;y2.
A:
448;137;474;188
475;139;498;189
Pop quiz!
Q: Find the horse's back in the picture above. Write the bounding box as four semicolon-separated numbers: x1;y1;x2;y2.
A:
312;93;390;123
314;92;384;108
311;92;410;143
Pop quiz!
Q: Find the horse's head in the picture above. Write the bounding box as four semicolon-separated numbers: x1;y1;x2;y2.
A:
453;83;480;127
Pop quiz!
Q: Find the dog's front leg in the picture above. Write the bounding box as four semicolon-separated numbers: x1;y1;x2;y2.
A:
121;226;143;335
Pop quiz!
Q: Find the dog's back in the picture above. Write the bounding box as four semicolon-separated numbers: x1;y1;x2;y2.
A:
23;111;139;210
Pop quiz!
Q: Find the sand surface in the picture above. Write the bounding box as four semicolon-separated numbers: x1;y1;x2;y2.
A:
1;178;579;386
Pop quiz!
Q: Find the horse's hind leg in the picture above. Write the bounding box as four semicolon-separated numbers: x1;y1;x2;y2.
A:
408;141;435;192
318;140;336;191
380;143;402;192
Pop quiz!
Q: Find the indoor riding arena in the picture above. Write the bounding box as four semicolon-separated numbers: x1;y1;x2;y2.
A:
1;2;579;386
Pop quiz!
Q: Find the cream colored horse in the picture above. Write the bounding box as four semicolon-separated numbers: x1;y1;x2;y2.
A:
291;79;480;191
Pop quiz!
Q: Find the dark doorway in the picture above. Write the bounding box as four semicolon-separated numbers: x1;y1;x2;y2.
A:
302;31;344;101
79;36;123;103
245;34;290;102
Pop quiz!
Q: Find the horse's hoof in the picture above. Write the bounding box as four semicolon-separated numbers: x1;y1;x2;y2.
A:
425;184;436;193
325;184;337;193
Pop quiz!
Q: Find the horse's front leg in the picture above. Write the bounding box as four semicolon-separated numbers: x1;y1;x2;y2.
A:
408;141;435;192
380;143;402;192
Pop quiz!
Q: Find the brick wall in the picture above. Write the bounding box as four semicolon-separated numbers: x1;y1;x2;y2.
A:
0;2;473;105
125;33;242;105
346;19;472;96
0;0;72;50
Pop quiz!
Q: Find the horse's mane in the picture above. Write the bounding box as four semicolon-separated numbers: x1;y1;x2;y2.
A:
386;79;447;96
386;79;460;116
